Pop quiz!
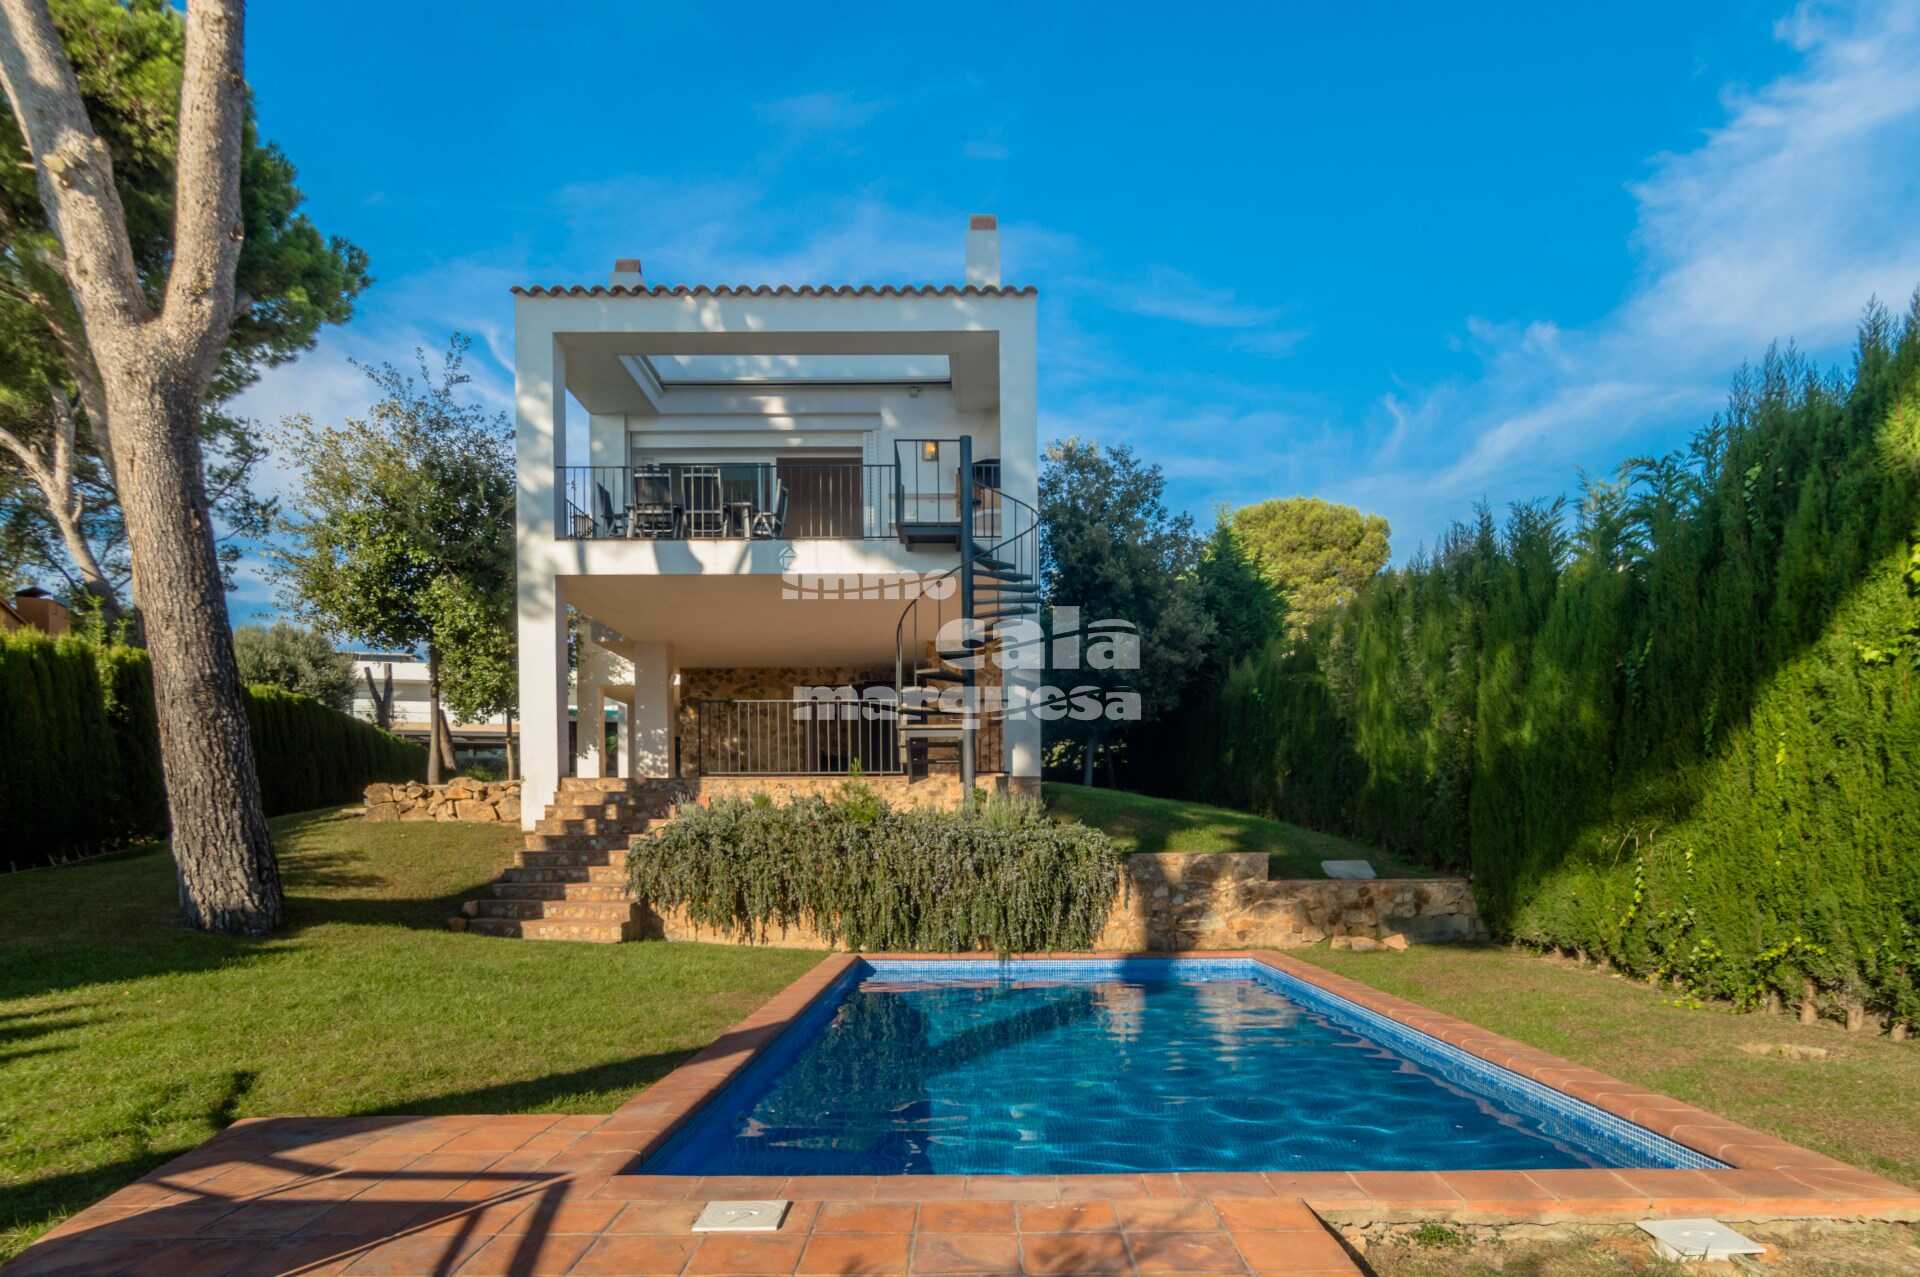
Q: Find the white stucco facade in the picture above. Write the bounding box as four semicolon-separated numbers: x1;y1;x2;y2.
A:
511;219;1041;827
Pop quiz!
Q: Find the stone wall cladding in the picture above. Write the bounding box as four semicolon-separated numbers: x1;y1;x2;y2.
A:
693;773;968;811
1095;852;1485;951
364;778;521;824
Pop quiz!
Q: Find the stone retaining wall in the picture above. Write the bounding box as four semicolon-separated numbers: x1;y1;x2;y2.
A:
1094;852;1485;951
694;773;970;811
363;779;521;824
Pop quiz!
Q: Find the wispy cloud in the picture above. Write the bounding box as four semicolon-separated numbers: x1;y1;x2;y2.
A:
1085;264;1283;328
755;91;887;133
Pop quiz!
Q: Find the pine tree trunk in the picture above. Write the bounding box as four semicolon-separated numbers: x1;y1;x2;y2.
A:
503;710;517;781
425;645;444;784
436;705;458;775
110;367;280;934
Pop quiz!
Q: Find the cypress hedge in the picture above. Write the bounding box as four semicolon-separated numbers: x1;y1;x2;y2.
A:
0;632;425;869
631;787;1123;951
1159;298;1920;1029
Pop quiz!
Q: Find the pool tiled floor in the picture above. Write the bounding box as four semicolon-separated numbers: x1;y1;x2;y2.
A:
8;952;1917;1276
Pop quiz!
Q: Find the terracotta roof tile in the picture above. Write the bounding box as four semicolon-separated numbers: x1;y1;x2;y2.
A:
510;282;1035;299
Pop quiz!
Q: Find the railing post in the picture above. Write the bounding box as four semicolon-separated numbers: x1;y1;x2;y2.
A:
958;436;976;798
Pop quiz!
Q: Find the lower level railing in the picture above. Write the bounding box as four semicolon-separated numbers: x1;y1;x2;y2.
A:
695;698;902;775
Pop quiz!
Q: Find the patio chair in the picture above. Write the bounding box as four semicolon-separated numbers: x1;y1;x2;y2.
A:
750;479;790;538
593;483;627;538
631;467;678;538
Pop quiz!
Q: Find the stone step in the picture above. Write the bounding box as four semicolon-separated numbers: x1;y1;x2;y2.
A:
491;881;633;903
534;816;653;836
498;864;627;885
521;833;630;852
516;847;630;868
463;916;634;943
469;898;637;922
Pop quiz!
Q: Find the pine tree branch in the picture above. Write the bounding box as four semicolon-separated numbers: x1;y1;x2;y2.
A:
158;0;245;375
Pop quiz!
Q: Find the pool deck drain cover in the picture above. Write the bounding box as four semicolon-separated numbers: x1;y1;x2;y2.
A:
693;1200;791;1232
1638;1218;1766;1261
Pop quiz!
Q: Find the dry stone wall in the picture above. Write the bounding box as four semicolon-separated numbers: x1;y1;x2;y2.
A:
1095;852;1485;951
363;778;521;824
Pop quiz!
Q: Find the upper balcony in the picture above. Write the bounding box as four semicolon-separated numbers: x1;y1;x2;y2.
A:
557;438;1005;546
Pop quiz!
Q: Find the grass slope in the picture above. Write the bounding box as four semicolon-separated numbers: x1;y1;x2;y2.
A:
1297;945;1920;1189
1044;782;1436;878
0;808;820;1260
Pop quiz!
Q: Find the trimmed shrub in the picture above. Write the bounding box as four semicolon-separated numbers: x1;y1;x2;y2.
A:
0;632;426;869
1155;299;1920;1028
630;787;1124;951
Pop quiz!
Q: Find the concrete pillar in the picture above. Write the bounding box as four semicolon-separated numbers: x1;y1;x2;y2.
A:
614;700;634;780
997;304;1043;782
514;329;567;828
629;642;675;778
577;629;606;780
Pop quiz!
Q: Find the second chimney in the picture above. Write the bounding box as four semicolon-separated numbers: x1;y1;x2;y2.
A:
611;258;644;288
965;216;1000;287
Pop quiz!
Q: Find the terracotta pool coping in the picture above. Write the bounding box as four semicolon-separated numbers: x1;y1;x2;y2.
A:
595;949;1920;1226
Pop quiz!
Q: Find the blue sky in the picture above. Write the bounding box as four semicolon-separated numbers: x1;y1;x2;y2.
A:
227;0;1920;625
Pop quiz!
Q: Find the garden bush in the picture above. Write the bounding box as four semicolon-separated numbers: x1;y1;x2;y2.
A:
630;786;1124;951
0;632;425;868
1155;297;1920;1028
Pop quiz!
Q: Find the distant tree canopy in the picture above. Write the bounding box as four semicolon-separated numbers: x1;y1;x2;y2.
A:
1229;496;1389;633
233;621;354;711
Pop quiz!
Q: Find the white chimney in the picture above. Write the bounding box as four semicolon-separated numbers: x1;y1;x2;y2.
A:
965;215;1000;286
610;258;644;288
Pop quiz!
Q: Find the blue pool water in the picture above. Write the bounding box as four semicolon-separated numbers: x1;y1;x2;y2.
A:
639;958;1719;1176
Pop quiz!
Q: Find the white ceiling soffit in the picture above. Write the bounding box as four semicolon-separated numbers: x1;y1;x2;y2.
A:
627;353;952;388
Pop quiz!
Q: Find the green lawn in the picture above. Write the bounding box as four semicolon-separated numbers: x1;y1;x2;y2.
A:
1044;782;1438;878
0;809;821;1261
1296;944;1920;1189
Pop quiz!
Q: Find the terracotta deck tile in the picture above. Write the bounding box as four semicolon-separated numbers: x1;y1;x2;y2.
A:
455;1231;596;1275
700;1176;795;1200
1432;1171;1561;1223
1178;1173;1275;1197
963;1178;1061;1201
1260;1175;1369;1206
570;1233;701;1275
339;1233;487;1275
1515;1170;1652;1220
918;1201;1016;1233
1137;1175;1191;1199
595;1175;707;1201
686;1233;807;1274
495;1199;624;1233
293;1201;449;1241
194;1197;341;1236
873;1176;974;1202
1126;1230;1245;1273
1110;1199;1221;1231
1227;1226;1354;1273
220;1235;366;1276
1211;1197;1323;1231
1342;1172;1462;1211
787;1176;883;1201
1018;1232;1133;1274
1017;1201;1117;1232
1055;1175;1151;1201
1610;1169;1747;1215
816;1201;918;1233
796;1232;912;1275
99;1200;244;1238
909;1232;1021;1275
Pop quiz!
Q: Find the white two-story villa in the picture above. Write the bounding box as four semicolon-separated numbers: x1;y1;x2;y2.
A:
510;216;1041;835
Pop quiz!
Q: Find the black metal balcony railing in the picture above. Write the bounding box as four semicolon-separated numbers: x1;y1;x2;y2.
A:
560;462;898;541
695;699;902;775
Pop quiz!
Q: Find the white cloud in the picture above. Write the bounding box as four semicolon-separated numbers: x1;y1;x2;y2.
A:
755;91;887;133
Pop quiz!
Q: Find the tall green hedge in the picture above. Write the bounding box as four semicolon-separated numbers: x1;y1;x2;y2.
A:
1158;299;1920;1028
631;788;1123;952
0;632;425;869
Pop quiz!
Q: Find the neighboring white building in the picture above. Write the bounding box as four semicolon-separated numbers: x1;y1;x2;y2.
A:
511;216;1041;828
345;651;516;748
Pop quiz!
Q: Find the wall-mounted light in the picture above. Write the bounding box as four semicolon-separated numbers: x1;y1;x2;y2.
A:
920;440;939;461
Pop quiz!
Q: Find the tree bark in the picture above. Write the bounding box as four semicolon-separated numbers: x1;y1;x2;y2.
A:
425;644;444;784
436;704;458;776
0;0;280;934
503;709;517;781
0;391;123;622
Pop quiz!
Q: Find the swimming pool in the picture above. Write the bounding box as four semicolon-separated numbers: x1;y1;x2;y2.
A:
638;957;1721;1176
